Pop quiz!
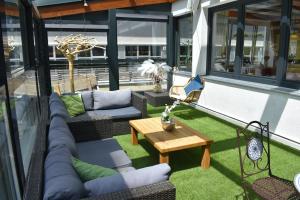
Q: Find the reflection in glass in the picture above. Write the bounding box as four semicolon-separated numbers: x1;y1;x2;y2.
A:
211;9;237;73
117;20;167;91
2;6;40;176
287;0;300;81
0;87;20;200
242;1;281;77
177;15;193;72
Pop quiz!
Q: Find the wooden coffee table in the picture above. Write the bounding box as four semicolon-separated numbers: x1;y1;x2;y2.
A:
129;117;213;169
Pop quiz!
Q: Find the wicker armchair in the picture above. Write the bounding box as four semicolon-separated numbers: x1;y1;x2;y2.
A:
169;75;205;103
236;121;300;200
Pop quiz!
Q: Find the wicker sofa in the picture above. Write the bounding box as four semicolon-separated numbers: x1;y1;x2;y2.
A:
44;93;176;200
49;89;147;137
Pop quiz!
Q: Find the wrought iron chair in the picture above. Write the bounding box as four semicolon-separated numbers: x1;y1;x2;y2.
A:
236;121;299;200
169;75;205;103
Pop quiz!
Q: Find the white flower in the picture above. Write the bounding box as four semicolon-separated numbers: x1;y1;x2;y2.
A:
137;59;172;83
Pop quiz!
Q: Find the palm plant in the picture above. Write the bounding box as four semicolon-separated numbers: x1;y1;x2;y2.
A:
138;59;172;93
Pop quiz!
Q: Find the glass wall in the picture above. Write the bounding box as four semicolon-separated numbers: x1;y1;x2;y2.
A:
117;20;167;91
0;87;20;200
211;9;237;73
176;15;193;72
2;0;40;177
287;0;300;81
48;30;108;92
241;1;281;77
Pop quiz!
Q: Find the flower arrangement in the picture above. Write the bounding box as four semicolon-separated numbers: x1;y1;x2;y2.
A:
161;100;180;122
161;100;180;131
138;59;172;93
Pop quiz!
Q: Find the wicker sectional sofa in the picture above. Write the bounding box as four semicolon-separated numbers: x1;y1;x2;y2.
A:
49;90;147;136
43;92;176;200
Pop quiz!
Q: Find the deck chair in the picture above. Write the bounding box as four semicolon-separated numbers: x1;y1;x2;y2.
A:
169;75;205;103
237;121;299;200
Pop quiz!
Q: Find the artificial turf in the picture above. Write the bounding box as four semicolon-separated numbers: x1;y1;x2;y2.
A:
114;104;300;200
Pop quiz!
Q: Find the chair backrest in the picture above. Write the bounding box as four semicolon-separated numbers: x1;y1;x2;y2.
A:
184;75;204;95
236;121;271;182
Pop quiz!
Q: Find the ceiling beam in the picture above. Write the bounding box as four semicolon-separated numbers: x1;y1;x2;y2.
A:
38;0;176;19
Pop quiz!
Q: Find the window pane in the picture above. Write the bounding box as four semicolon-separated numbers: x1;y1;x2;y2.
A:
55;47;64;58
150;45;162;57
10;46;22;60
92;47;105;57
211;9;237;73
177;16;193;72
138;46;149;56
4;14;40;176
78;50;91;58
118;20;167;91
48;46;54;58
0;87;20;200
287;0;300;81
125;46;137;57
242;1;281;77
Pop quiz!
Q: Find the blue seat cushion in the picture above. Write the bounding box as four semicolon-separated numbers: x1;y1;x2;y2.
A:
86;106;141;120
48;116;78;157
43;146;86;200
84;164;171;196
184;75;204;95
76;138;132;169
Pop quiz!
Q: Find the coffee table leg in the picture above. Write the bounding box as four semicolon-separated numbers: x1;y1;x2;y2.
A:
159;153;169;164
201;144;211;169
131;127;138;145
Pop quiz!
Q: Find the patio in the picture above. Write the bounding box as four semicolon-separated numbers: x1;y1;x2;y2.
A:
115;104;300;199
1;0;300;200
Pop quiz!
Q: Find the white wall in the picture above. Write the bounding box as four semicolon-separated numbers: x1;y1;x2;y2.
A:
172;0;300;150
198;79;300;150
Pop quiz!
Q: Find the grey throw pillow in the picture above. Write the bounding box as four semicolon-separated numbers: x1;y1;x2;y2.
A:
43;146;86;200
93;89;131;110
81;91;93;111
84;163;171;196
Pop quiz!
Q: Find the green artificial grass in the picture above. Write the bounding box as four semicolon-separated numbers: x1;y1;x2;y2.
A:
115;104;300;200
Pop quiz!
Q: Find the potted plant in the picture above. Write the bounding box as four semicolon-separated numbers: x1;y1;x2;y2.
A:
161;100;180;131
138;59;172;93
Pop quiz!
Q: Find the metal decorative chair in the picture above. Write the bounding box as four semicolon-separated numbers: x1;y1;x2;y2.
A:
169;75;205;103
237;121;299;200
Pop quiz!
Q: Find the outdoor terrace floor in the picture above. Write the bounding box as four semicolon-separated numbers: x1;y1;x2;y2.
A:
115;104;300;200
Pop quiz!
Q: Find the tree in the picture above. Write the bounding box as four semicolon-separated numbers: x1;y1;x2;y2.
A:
55;34;103;92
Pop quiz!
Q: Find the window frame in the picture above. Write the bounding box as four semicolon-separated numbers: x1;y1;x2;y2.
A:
207;0;296;88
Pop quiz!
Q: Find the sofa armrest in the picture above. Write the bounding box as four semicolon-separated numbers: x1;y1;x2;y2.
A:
82;181;176;200
66;116;113;142
131;91;147;118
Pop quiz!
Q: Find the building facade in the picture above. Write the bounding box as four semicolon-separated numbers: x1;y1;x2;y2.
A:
172;0;300;150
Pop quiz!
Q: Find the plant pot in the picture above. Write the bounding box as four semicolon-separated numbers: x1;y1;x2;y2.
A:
153;82;163;93
161;118;175;132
